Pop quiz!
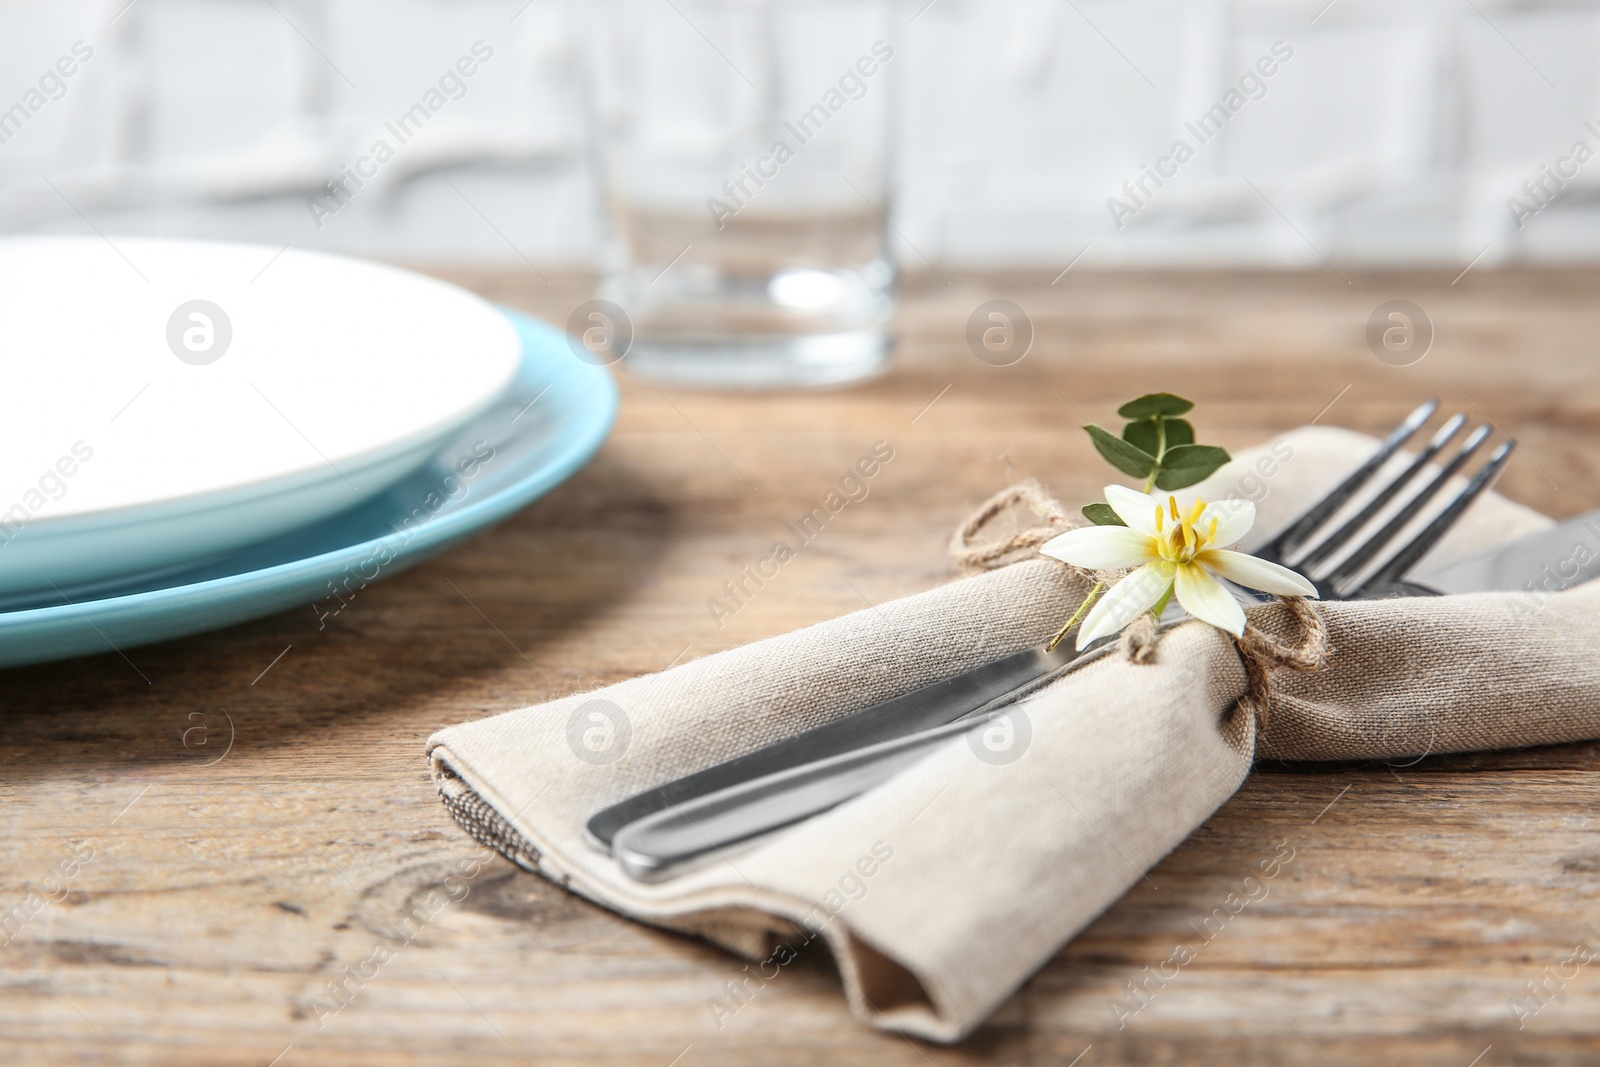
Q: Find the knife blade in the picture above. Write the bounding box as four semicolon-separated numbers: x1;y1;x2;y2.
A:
609;508;1600;880
1397;508;1600;596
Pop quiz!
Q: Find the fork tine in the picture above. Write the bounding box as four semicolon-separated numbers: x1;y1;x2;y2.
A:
1253;398;1439;564
1355;439;1517;593
1320;424;1495;589
1291;413;1468;570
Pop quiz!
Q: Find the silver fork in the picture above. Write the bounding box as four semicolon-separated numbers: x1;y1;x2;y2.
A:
597;401;1516;877
1248;398;1515;599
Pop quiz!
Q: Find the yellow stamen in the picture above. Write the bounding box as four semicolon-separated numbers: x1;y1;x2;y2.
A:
1155;504;1164;531
1169;496;1180;521
1186;499;1207;526
1207;516;1219;544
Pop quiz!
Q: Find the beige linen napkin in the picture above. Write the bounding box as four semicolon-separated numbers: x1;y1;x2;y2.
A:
428;426;1600;1042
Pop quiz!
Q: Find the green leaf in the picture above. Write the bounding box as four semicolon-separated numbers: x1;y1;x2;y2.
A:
1084;424;1156;479
1123;416;1195;456
1160;417;1195;448
1117;393;1195;420
1081;502;1127;527
1153;444;1232;490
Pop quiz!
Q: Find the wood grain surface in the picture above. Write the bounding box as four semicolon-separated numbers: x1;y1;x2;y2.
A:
5;267;1600;1066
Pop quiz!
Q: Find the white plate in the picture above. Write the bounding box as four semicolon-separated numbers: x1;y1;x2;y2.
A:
0;237;522;595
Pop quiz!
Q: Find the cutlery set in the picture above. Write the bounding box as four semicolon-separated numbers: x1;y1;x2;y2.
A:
589;400;1598;880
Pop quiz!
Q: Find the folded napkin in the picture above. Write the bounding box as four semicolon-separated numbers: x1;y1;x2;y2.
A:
427;425;1600;1042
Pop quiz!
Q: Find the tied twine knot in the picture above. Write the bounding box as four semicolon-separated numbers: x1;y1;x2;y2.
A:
1231;595;1330;726
949;480;1331;725
947;480;1076;575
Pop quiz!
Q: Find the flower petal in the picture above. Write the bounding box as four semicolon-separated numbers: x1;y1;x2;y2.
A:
1198;497;1255;549
1173;563;1248;637
1040;525;1156;570
1076;560;1175;648
1103;484;1161;535
1200;549;1319;598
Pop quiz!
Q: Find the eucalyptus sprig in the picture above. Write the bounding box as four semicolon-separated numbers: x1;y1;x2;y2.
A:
1079;393;1231;527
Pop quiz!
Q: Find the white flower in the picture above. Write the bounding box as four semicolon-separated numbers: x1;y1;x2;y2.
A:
1040;485;1318;649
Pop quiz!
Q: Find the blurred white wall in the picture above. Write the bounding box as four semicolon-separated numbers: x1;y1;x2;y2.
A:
2;0;1598;268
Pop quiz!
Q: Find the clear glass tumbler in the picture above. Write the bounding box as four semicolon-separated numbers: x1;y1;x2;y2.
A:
584;0;897;388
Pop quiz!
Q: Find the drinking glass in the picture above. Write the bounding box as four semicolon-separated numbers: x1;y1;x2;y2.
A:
584;0;897;388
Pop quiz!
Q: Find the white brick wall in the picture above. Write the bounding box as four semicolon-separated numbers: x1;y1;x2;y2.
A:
2;0;1597;267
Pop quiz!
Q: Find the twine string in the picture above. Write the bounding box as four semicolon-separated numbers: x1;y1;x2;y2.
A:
947;479;1080;576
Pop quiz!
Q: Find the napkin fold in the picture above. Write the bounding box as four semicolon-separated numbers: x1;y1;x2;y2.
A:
428;426;1599;1042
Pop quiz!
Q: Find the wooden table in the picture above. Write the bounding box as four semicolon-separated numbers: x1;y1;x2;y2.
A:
6;267;1600;1066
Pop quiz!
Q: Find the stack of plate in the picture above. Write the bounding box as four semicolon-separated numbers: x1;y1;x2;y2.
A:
0;237;615;669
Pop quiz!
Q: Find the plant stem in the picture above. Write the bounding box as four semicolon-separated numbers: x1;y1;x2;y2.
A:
1046;582;1103;651
1142;417;1166;493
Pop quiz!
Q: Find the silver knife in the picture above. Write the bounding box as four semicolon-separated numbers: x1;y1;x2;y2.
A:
609;508;1600;881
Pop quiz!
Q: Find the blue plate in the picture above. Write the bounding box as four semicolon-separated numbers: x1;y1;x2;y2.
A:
0;309;616;669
